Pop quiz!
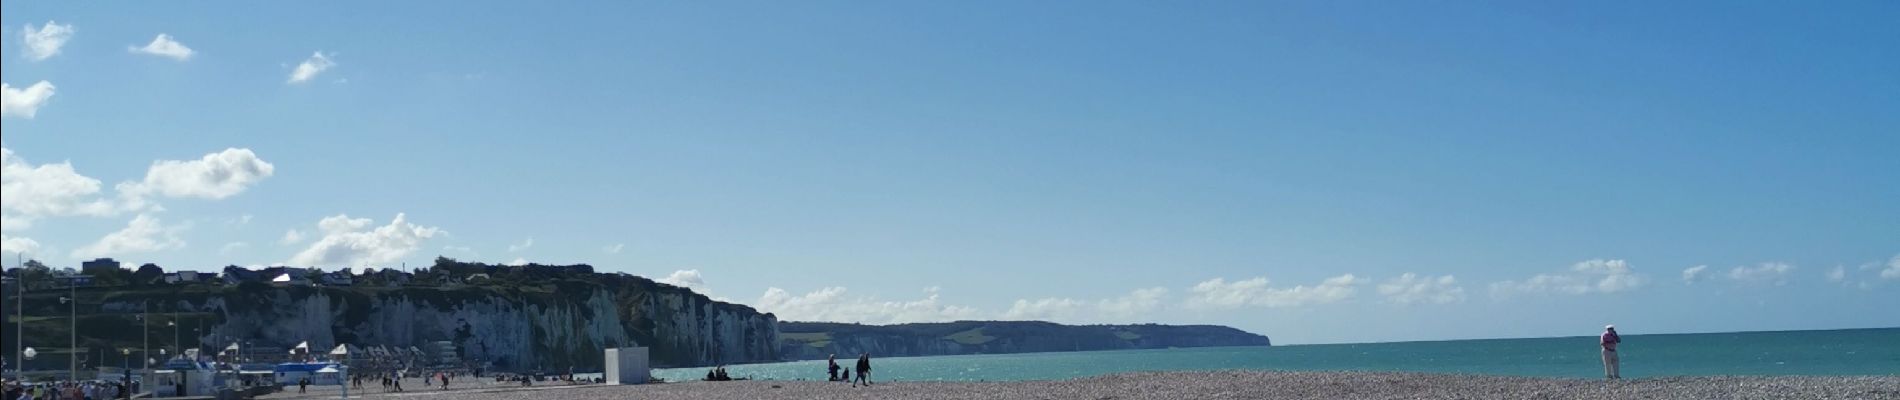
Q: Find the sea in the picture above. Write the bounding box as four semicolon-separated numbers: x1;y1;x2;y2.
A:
653;328;1899;382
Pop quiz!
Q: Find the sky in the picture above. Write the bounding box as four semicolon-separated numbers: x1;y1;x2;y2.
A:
2;1;1897;345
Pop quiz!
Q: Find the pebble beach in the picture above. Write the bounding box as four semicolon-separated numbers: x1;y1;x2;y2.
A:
262;370;1900;400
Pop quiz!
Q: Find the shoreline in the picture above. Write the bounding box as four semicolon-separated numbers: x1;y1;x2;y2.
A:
289;370;1900;400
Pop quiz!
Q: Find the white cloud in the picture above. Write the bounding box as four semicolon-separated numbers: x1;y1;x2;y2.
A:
118;148;275;200
1098;287;1169;319
286;213;441;267
507;257;529;266
1827;255;1900;289
1682;265;1710;284
1377;273;1466;305
230;214;254;226
5;148;265;228
507;237;533;252
219;241;249;256
1002;298;1086;321
280;229;305;245
1;235;41;255
2;81;57;118
651;269;729;301
1186;274;1364;309
1727;263;1794;286
317;214;371;234
756;286;980;324
603;243;624;254
71;214;188;259
21;21;73;61
2;147;122;224
1883;255;1900;280
0;214;30;231
657;269;707;291
1004;287;1170;323
129;34;193;61
287;52;335;84
1490;259;1647;298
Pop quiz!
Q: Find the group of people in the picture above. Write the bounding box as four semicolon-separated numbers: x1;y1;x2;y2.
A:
825;353;873;387
346;371;403;392
341;370;467;393
704;366;735;381
423;371;452;390
2;380;127;400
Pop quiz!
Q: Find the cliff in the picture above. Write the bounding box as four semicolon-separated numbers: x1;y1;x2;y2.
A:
5;261;778;370
777;321;1270;360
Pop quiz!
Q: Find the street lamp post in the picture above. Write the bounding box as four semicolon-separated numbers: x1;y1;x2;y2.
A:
1;274;13;377
7;254;18;379
2;275;14;378
60;294;73;380
169;320;179;362
48;274;90;381
122;348;133;397
141;302;150;369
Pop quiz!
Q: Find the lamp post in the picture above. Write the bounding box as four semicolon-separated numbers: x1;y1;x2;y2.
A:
140;302;149;368
54;274;89;381
59;295;74;380
122;348;133;397
7;254;18;379
2;275;15;379
168;320;179;362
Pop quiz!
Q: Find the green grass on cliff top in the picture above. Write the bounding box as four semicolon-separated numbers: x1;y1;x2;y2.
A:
943;328;997;345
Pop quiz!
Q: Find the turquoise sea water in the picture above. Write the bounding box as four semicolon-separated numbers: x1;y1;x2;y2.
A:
655;328;1899;382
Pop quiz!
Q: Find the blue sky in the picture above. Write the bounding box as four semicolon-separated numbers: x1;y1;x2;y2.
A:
2;1;1896;345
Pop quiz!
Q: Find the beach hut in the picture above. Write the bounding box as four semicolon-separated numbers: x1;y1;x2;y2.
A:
317;364;350;399
151;357;219;397
603;347;650;385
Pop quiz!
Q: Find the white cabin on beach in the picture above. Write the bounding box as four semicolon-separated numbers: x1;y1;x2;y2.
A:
150;358;218;398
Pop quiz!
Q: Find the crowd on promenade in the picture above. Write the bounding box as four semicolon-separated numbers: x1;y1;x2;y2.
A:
2;380;130;400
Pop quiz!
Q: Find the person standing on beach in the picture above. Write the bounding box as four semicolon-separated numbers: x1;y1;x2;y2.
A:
1601;325;1622;380
853;353;873;387
827;354;841;381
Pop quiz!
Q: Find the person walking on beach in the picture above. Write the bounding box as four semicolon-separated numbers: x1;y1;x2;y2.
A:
853;353;873;387
1601;325;1622;380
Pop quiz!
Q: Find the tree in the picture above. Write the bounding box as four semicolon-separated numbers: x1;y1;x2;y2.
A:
16;259;54;289
90;267;133;287
134;263;165;285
